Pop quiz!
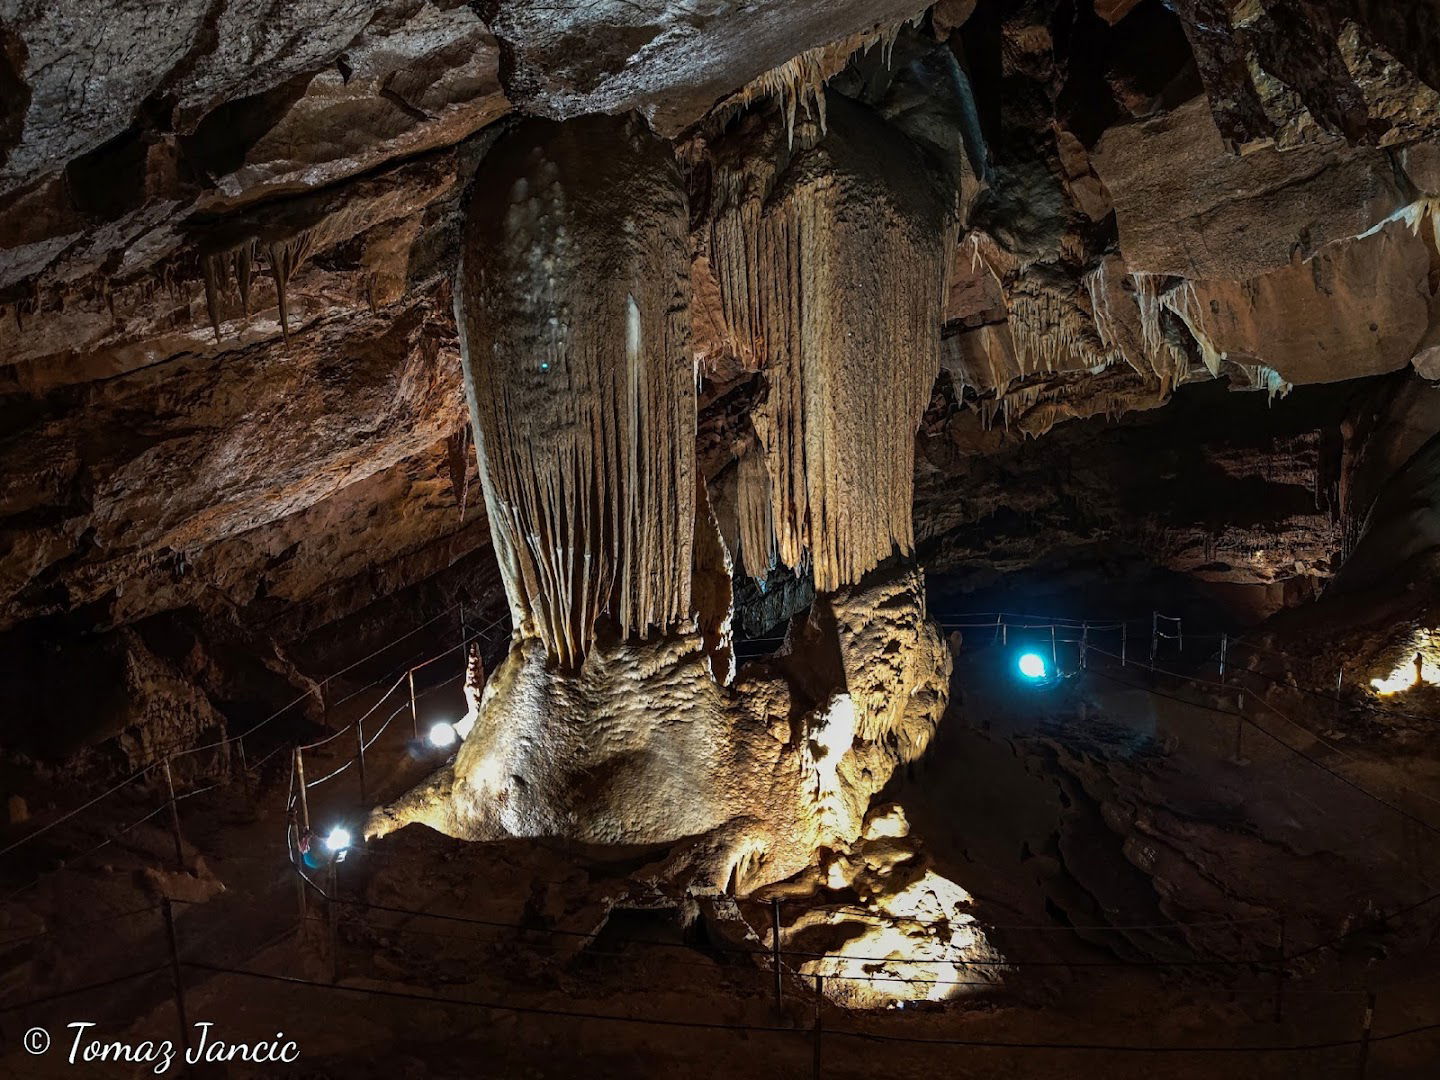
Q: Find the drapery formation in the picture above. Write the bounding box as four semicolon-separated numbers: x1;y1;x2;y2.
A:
710;98;955;591
456;116;695;668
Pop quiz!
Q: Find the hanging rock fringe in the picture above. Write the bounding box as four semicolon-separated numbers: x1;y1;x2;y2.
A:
711;100;954;592
457;116;695;668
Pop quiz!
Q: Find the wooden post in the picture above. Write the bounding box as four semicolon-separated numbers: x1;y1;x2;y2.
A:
355;716;368;803
771;899;784;1017
1356;991;1375;1077
812;973;823;1080
162;899;192;1055
161;757;185;870
1219;634;1228;683
1273;916;1286;1022
408;668;419;738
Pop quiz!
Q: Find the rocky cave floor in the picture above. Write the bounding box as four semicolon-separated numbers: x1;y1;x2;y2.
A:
4;596;1440;1079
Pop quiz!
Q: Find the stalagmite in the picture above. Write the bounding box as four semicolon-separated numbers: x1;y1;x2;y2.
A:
454;115;695;669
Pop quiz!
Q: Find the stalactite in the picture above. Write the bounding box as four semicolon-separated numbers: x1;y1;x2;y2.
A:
197;239;260;343
446;426;471;519
263;231;315;340
710;96;955;593
1162;279;1226;378
201;255;223;341
713;16;924;148
457;115;695;668
736;439;776;581
233;239;256;318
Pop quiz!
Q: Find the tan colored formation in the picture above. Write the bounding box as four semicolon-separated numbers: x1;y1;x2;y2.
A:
455;116;696;669
710;101;955;588
371;101;958;900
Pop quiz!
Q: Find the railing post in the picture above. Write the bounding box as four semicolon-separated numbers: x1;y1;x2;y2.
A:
1336;666;1345;699
293;746;312;933
294;747;311;834
1356;991;1375;1077
1219;633;1228;683
1080;623;1088;670
1001;621;1007;647
1050;624;1058;670
235;735;250;797
408;668;419;738
1121;621;1128;667
1233;694;1245;763
328;858;341;984
1150;612;1158;669
161;757;185;870
355;717;368;804
1273;916;1286;1022
161;899;192;1057
812;973;823;1080
993;613;1002;647
771;899;784;1017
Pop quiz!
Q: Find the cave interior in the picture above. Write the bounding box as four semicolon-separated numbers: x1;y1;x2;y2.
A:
4;0;1440;1076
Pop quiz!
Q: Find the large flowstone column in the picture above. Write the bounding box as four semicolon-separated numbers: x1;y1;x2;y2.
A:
369;106;955;899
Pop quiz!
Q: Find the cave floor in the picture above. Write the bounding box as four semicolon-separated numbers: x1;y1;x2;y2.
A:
5;634;1440;1078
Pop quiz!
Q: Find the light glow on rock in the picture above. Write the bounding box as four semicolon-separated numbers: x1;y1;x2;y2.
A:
1370;631;1440;695
798;870;1002;1005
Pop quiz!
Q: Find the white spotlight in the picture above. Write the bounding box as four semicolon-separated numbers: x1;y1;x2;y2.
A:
428;721;458;748
323;826;352;853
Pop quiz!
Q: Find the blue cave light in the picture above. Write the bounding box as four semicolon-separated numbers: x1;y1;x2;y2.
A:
1017;652;1047;680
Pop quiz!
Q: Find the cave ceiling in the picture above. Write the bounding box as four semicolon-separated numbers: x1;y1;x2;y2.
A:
2;0;1439;648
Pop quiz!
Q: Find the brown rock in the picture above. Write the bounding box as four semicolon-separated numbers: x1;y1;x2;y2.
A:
1094;0;1143;24
1172;219;1432;386
1092;97;1408;279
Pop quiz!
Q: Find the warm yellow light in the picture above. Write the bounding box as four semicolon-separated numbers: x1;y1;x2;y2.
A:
797;871;1003;1005
1369;630;1440;695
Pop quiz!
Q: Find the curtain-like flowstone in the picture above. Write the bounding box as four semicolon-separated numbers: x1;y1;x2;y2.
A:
456;116;695;668
710;96;955;591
